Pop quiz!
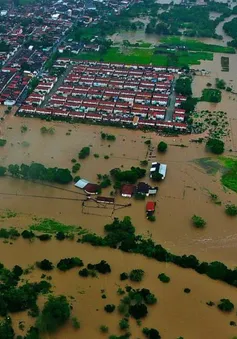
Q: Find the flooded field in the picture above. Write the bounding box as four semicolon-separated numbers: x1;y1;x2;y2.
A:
1;44;237;337
2;236;237;339
0;109;236;265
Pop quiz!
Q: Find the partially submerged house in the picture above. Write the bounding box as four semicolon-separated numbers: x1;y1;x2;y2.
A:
75;179;100;195
121;184;136;198
150;162;167;180
146;201;156;216
136;182;158;197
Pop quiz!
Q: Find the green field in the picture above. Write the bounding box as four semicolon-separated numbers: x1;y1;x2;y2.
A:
219;157;237;193
63;47;213;67
160;36;235;54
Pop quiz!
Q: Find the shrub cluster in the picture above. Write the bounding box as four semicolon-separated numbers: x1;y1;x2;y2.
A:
80;216;237;288
6;163;72;184
57;258;84;271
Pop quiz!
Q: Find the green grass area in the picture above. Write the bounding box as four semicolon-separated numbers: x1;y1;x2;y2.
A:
29;218;86;234
63;47;213;67
196;157;237;193
219;157;237;193
160;36;235;54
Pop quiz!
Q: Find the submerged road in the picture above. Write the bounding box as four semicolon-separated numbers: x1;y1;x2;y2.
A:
165;79;176;121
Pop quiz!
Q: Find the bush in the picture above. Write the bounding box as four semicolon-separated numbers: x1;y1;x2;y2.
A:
201;88;221;103
142;327;161;339
104;304;115;313
129;303;148;319
216;78;226;90
157;141;168;153
129;269;144;282
218;298;234;312
87;260;111;274
0;166;6;176
151;172;163;182
36;295;70;333
37;234;51;241
72;317;80;329
56;231;66;240
144;293;157;305
119;318;129;330
184;288;191;294
78;147;90;159
0;139;7;147
100;325;109;333
225;204;237;216
21;230;35;239
57;258;84;271
37;259;54;271
206;138;224;154
192;215;206;228
158;273;170;283
72;163;81;173
120;272;129;281
79;268;89;277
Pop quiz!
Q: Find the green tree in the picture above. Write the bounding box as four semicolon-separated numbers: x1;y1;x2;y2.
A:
175;77;192;96
215;78;226;90
8;164;20;177
37;295;71;333
151;172;163;182
157;141;167;152
192;215;206;228
225;204;237;216
218;298;234;312
158;273;170;283
0;317;15;339
37;259;54;271
119;318;129;330
143;327;161;339
207;261;228;280
129;269;144;282
0;166;6;176
129;303;148;319
206;138;224;154
78;147;90;159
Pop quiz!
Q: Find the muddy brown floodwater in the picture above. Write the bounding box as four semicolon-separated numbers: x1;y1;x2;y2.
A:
2;239;237;339
0;54;237;338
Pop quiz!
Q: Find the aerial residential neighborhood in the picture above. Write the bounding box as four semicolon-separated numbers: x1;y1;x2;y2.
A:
0;0;237;338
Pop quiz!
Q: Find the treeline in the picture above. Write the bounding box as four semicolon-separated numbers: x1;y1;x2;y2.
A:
80;216;237;288
224;17;237;47
0;163;72;184
146;3;231;38
110;166;146;188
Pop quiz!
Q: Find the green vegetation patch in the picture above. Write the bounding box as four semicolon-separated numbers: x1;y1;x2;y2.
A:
219;156;237;193
195;156;237;193
201;88;222;103
61;47;213;67
29;218;84;234
160;36;235;54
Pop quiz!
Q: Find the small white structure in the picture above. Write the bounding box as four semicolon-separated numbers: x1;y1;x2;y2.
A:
74;179;89;189
150;162;167;180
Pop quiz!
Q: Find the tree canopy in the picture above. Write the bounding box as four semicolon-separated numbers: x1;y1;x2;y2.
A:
36;295;71;333
206;138;224;154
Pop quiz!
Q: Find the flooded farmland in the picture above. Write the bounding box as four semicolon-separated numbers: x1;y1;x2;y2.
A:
1;44;237;338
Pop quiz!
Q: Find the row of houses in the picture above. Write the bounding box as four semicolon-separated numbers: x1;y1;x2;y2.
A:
17;105;188;131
